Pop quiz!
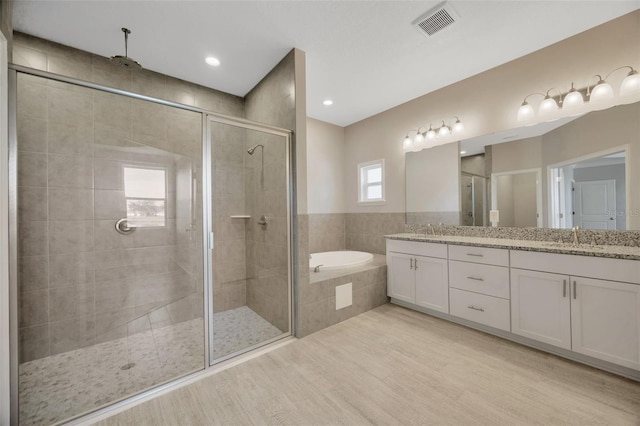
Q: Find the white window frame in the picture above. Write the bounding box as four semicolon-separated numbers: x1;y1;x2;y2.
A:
122;164;168;229
358;159;385;206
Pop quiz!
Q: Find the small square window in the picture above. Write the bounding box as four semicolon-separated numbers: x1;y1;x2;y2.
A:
358;159;385;205
123;166;167;228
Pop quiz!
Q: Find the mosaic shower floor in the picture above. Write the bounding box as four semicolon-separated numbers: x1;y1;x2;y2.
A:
19;306;283;425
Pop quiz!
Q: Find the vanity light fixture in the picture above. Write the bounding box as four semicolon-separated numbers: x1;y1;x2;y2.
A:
402;116;464;152
517;65;640;124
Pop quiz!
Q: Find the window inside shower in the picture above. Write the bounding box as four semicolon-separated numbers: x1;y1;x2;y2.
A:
123;166;167;228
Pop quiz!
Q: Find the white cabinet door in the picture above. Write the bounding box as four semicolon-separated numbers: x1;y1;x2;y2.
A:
571;277;640;370
511;269;571;350
387;252;415;303
415;256;449;313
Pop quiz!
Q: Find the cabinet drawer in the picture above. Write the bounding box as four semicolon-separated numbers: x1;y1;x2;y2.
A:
449;261;510;299
450;288;510;331
448;245;509;267
386;239;447;259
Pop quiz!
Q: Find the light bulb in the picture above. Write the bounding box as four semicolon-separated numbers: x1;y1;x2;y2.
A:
403;135;413;152
517;102;535;124
538;96;559;121
426;126;436;140
414;132;425;144
452;118;464;134
620;70;640;104
562;84;584;116
589;78;614;110
438;124;450;138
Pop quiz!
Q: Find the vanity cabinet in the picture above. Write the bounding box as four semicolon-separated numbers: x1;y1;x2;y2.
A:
449;245;510;331
571;277;640;370
510;269;571;349
387;240;449;313
511;250;640;371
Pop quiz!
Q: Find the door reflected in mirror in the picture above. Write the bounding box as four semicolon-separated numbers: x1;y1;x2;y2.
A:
549;150;626;230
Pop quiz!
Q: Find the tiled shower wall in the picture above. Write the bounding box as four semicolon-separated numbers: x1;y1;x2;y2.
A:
13;32;244;362
244;51;298;332
211;124;248;313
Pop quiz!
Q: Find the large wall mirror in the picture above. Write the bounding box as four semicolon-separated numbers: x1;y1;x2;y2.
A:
405;101;639;230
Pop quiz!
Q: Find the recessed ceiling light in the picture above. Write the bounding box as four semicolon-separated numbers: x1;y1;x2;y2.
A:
323;99;333;106
205;56;221;67
460;150;467;155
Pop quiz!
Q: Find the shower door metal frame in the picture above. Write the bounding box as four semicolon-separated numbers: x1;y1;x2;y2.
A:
6;63;296;425
204;115;294;366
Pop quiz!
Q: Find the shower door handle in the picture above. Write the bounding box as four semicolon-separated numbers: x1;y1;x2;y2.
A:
115;218;135;235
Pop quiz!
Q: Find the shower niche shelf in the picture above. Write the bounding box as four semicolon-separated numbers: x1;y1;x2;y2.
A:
230;215;251;219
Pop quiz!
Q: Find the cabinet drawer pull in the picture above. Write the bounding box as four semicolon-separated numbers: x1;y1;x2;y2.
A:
467;305;485;312
409;258;414;270
467;276;484;281
414;258;418;270
563;280;567;298
466;253;484;257
573;280;577;299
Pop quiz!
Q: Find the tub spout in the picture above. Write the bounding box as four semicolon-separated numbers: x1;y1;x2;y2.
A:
313;264;323;273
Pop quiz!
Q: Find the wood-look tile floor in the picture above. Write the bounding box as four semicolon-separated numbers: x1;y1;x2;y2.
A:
97;304;640;425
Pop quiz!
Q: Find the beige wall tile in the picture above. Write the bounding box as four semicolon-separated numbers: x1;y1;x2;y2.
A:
48;154;93;188
47;86;93;126
47;42;93;82
19;325;50;363
17;116;47;153
48;188;93;220
19;290;49;328
17;79;47;120
93;189;125;220
18;221;48;257
49;252;94;288
49;220;94;254
47;121;93;157
94;158;124;190
18;256;49;292
18;152;47;188
18;187;48;222
49;283;95;321
50;316;96;355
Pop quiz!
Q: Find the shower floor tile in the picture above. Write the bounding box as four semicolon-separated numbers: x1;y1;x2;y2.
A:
18;306;284;425
212;306;284;360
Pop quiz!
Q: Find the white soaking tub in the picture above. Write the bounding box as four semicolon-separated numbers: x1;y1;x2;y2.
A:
310;251;374;272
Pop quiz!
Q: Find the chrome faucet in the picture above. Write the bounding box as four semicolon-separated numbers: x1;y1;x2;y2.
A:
571;226;580;245
313;264;323;273
427;223;436;236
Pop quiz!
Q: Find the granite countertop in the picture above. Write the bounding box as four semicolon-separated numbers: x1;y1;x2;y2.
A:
385;233;640;261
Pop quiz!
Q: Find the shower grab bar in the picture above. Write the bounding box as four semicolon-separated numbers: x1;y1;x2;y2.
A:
115;218;135;235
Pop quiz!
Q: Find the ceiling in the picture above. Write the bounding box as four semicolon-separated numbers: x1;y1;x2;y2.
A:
12;1;640;127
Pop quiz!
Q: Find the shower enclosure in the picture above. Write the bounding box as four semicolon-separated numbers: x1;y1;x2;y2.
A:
9;67;293;425
461;173;487;226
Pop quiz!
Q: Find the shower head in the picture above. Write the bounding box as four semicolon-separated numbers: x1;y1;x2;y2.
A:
247;144;264;155
111;28;142;69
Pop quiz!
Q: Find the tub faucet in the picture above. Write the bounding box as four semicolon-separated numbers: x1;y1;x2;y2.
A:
313;264;323;273
571;226;580;245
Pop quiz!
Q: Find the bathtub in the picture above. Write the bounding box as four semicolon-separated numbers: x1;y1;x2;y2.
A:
310;251;374;272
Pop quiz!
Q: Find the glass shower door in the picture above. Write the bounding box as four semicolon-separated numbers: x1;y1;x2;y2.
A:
14;73;205;425
207;118;292;363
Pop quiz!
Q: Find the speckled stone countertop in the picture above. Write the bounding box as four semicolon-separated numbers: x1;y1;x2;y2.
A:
386;233;640;261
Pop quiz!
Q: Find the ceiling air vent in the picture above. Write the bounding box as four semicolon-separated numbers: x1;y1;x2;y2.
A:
412;2;460;38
